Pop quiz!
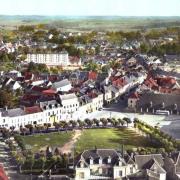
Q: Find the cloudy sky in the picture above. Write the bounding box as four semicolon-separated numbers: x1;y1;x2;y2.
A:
0;0;179;16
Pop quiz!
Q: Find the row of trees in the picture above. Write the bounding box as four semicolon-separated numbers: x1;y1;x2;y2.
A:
134;119;180;152
19;117;132;135
140;42;180;56
9;138;69;174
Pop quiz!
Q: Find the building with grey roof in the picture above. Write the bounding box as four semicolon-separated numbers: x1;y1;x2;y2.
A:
136;92;180;115
75;148;137;180
52;79;72;92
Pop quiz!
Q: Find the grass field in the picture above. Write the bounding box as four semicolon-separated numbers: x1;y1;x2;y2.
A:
21;131;73;152
21;128;159;153
75;128;156;153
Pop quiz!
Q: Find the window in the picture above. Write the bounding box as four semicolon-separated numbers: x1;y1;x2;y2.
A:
119;170;122;176
130;167;133;173
79;172;84;179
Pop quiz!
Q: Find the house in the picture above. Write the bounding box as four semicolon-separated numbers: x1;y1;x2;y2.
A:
126;57;137;67
6;70;22;78
52;79;72;92
7;80;22;91
75;149;137;180
104;85;113;104
59;93;80;120
128;92;139;109
164;152;180;180
136;92;180;115
135;154;166;180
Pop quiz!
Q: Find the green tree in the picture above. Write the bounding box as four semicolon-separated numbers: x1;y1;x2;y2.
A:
0;89;17;108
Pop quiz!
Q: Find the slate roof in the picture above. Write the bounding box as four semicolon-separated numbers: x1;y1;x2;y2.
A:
151;68;180;79
135;154;164;170
75;149;123;167
137;92;180;111
60;93;77;101
52;79;71;89
78;71;89;81
1;108;25;117
96;73;108;83
25;106;42;114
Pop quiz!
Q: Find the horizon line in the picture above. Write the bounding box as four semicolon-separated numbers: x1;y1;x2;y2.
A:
0;14;180;17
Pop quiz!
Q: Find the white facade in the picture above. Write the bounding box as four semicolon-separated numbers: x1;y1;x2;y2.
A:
52;79;72;92
128;98;138;108
26;51;69;66
0;93;104;130
60;93;80;120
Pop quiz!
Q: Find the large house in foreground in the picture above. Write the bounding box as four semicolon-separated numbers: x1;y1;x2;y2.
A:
75;149;166;180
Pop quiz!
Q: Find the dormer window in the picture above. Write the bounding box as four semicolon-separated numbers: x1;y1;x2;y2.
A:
107;156;111;164
49;104;52;109
80;161;84;168
90;157;94;165
119;160;122;166
99;157;103;164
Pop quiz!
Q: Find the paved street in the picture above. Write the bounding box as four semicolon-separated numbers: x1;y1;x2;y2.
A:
0;139;37;180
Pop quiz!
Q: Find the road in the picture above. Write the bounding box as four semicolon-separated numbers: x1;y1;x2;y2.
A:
0;139;37;180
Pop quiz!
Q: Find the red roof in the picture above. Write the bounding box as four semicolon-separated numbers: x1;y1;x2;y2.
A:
48;75;60;82
0;165;8;180
144;78;158;88
88;71;97;81
24;72;33;81
25;106;42;114
22;94;40;101
129;92;139;99
88;92;98;99
156;77;176;88
112;78;127;88
42;89;57;95
69;56;80;64
31;86;48;93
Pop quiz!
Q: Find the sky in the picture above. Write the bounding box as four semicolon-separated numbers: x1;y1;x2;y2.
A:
0;0;180;16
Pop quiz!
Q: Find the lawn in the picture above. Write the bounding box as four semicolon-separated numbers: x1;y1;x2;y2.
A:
21;131;74;153
21;128;159;154
75;128;157;153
